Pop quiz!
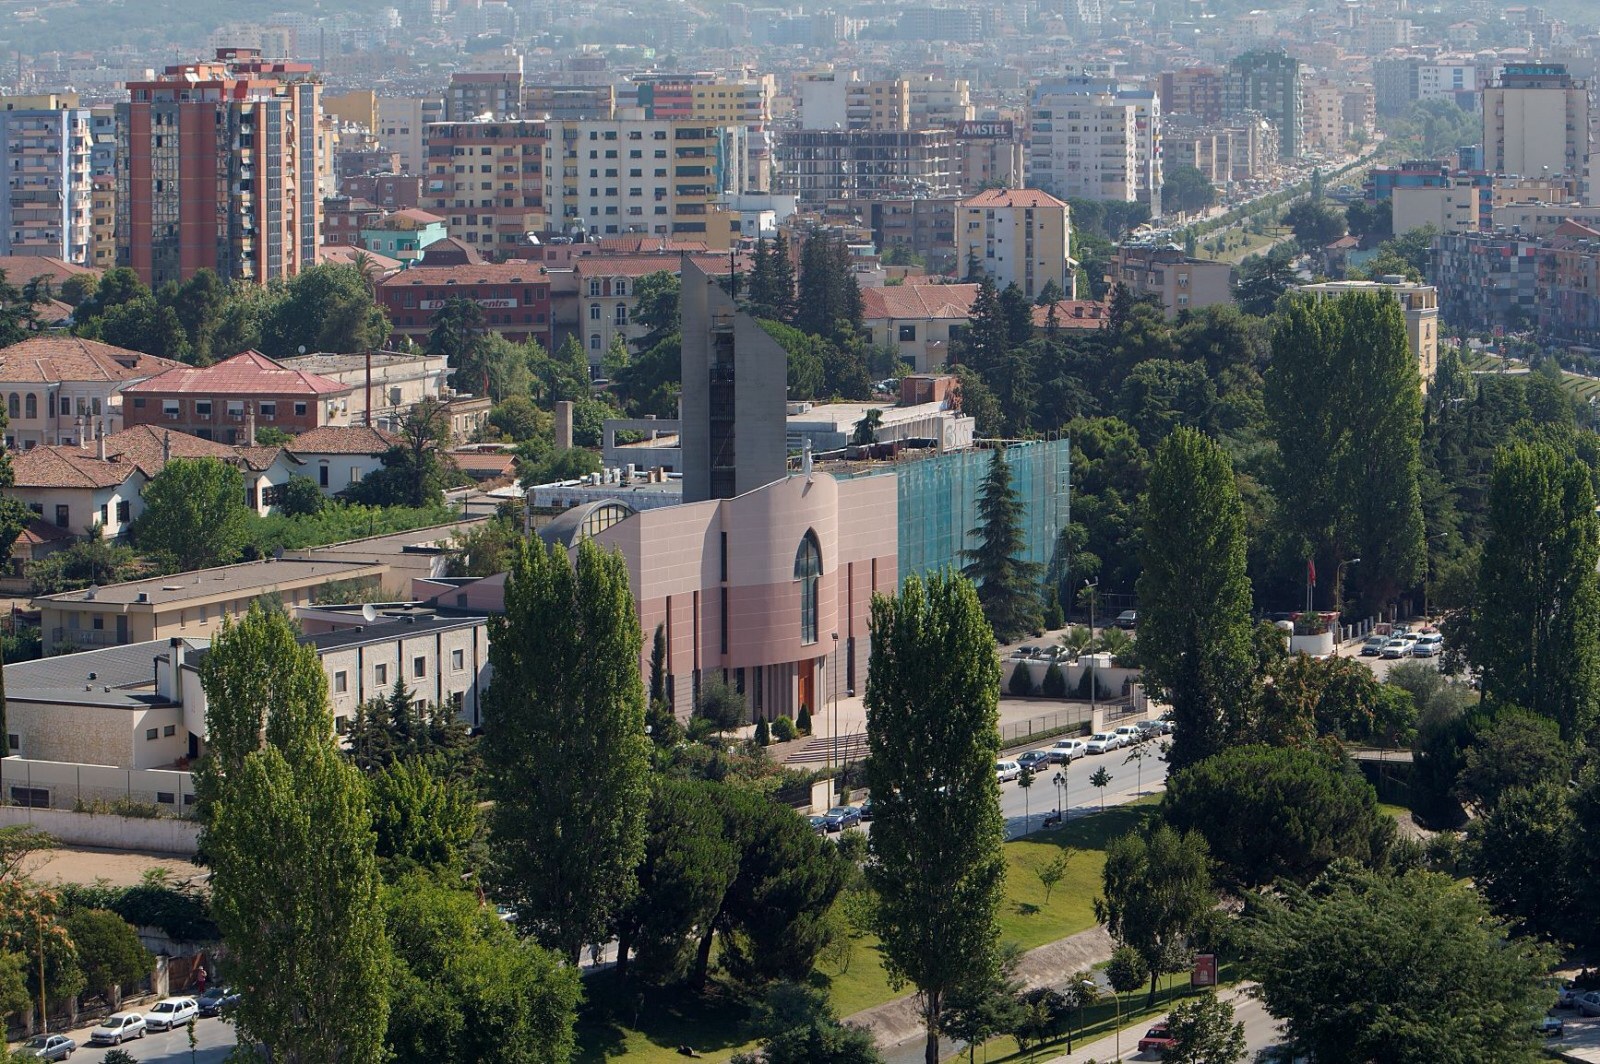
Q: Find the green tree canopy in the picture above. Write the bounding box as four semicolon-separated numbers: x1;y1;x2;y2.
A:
63;910;149;1006
865;570;1005;1064
961;448;1043;643
131;456;248;571
1096;822;1213;1006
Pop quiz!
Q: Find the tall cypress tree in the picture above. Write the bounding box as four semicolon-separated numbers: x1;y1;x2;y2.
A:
1468;442;1600;741
201;605;389;1064
961;448;1043;643
1136;427;1255;768
770;232;796;322
866;570;1006;1064
483;538;651;962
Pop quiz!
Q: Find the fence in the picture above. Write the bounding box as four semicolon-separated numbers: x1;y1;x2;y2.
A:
0;756;197;818
1000;708;1096;748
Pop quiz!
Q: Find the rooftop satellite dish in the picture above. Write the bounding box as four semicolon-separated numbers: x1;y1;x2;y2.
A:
361;603;378;622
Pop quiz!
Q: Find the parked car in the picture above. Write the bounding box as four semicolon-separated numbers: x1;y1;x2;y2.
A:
1135;720;1164;739
1576;991;1600;1017
809;815;827;835
18;1034;75;1060
1018;750;1053;772
1050;739;1087;762
1412;633;1443;657
145;997;199;1032
1113;725;1143;745
1361;634;1387;656
858;798;874;822
1085;732;1122;754
1010;646;1037;659
1557;982;1581;1008
90;1013;146;1045
995;760;1022;783
197;986;241;1017
1138;1022;1176;1053
1115;609;1138;629
1379;638;1410;659
1539;1015;1566;1038
822;806;861;832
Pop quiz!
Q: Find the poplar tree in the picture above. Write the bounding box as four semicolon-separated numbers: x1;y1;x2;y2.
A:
483;538;651;962
1467;442;1600;740
201;605;389;1064
961;448;1043;643
1136;428;1256;768
865;571;1006;1064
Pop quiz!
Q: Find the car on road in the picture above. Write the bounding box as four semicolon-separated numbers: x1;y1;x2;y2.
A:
1576;990;1600;1017
1115;609;1138;629
1050;739;1087;762
1085;732;1122;754
822;806;861;832
145;996;199;1031
1113;725;1144;746
1379;638;1410;659
1138;1022;1176;1053
1557;982;1581;1008
1539;1015;1566;1037
809;815;827;835
90;1012;147;1045
1412;633;1443;657
198;986;241;1017
1018;750;1054;772
858;798;874;822
1361;634;1388;656
1010;646;1039;659
18;1034;75;1060
995;760;1022;783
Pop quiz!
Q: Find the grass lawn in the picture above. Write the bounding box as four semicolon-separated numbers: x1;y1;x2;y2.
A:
575;798;1163;1061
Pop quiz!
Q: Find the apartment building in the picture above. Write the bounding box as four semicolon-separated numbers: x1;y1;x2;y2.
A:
117;49;322;287
950;120;1024;192
1539;221;1600;347
522;84;616;121
572;253;742;362
1483;64;1591;181
1109;241;1234;319
375;262;554;348
89;175;114;269
1226;50;1302;159
1303;79;1373;155
774;129;954;207
377;96;444;174
121;350;354;441
908;78;974;128
1294;279;1440;383
796;72;911;131
0;94;93;264
1029;80;1163;214
543;118;731;237
423;118;547;253
0;336;182;449
1433;229;1541;334
868;196;959;273
447;70;524;121
956;188;1072;301
277;350;449;429
1158;68;1225;124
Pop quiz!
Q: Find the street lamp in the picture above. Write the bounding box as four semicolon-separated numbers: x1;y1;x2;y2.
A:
1336;556;1361;623
1053;770;1067;822
1083;579;1099;727
831;632;840;779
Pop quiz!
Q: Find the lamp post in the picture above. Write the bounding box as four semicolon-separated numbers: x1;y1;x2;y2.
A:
1053;770;1066;822
1336;556;1362;626
1083;579;1099;726
831;632;840;780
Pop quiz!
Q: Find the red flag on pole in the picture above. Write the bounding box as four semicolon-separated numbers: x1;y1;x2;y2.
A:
1308;557;1317;586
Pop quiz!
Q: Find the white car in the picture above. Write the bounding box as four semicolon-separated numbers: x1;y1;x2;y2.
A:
90;1012;147;1045
1412;633;1443;657
995;760;1022;783
1113;725;1143;745
1085;732;1122;754
1050;739;1087;762
1379;638;1409;659
145;996;198;1032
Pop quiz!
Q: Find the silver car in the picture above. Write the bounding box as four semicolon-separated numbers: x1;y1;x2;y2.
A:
18;1034;75;1060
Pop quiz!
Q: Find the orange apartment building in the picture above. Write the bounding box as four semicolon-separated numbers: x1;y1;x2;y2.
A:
116;48;322;287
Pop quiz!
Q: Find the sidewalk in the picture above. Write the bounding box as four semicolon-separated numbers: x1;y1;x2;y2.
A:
1040;984;1271;1064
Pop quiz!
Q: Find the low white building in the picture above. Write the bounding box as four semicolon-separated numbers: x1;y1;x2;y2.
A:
284;425;398;496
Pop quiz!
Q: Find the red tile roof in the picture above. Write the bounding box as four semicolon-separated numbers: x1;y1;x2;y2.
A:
321;246;403;272
287;425;398;455
573;253;749;279
10;426;294;488
10;446;130;489
0;336;183;384
1032;300;1109;329
860;283;980;321
122;350;352;398
14;516;74;548
0;257;99;286
378;262;552;287
960;188;1070;210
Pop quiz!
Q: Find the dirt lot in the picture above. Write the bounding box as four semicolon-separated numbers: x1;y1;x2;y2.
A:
24;845;204;888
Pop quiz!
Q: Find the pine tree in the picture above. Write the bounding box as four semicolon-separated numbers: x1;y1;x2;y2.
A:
960;277;1008;376
866;570;1006;1064
961;448;1043;643
483;538;651;962
1468;442;1600;740
1136;428;1256;768
770;232;796;322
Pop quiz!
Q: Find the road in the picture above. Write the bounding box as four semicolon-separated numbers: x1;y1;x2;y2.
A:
1041;987;1283;1063
15;1015;239;1062
998;736;1170;839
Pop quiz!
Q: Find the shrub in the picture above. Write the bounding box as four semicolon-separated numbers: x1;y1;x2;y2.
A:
797;704;812;735
1009;663;1036;697
1040;663;1067;698
772;716;798;742
754;719;771;746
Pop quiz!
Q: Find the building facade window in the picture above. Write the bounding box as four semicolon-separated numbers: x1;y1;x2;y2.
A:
794;530;822;646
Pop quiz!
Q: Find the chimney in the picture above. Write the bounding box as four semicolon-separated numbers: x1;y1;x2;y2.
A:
96;417;107;460
554;400;575;450
76;415;86;449
162;430;171;466
246;405;257;447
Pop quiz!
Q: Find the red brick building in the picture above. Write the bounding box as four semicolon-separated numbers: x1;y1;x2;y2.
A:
121;350;353;443
376;263;554;347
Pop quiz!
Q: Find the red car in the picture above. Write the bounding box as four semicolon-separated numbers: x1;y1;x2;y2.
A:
1139;1021;1177;1054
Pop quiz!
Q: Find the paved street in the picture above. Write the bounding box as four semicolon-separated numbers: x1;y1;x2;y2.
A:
998;737;1170;838
1041;986;1283;1064
14;1015;239;1062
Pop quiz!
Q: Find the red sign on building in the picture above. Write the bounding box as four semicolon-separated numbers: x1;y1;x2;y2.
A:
1191;953;1218;987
